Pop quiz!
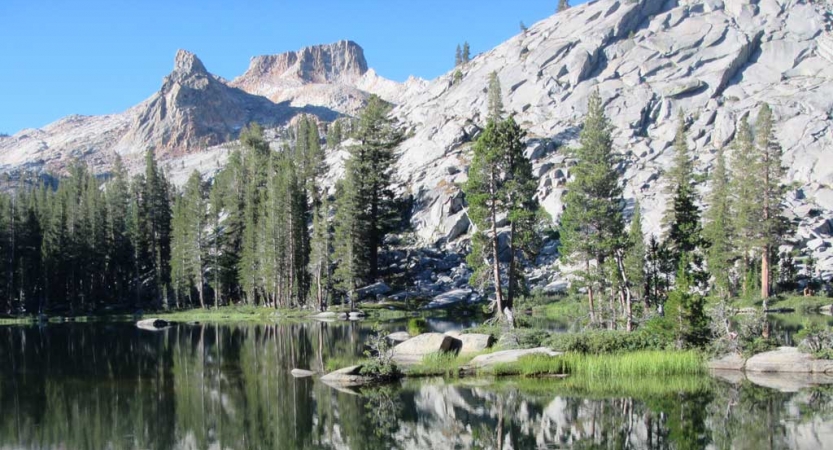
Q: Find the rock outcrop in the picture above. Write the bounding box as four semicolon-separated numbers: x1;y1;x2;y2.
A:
3;0;833;291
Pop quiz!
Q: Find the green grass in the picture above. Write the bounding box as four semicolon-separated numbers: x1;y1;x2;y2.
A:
491;350;705;378
155;305;298;322
404;351;487;377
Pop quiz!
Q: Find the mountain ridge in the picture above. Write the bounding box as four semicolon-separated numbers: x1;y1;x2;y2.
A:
1;0;833;289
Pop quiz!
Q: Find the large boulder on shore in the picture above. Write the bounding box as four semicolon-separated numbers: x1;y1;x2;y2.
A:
136;318;171;331
445;331;495;354
320;365;373;387
392;333;460;363
464;347;561;370
745;347;833;374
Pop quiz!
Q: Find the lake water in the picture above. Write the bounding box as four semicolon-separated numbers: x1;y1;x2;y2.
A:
1;321;832;449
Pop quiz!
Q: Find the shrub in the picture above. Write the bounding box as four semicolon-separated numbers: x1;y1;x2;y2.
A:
407;317;428;336
498;327;550;349
796;320;833;359
544;328;673;354
736;313;777;357
360;325;401;380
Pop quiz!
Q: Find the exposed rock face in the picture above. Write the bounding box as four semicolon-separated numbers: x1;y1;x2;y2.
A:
3;0;833;290
230;40;424;113
386;0;833;285
116;50;314;157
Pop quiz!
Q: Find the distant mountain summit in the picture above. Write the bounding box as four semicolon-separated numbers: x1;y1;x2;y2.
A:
115;49;311;157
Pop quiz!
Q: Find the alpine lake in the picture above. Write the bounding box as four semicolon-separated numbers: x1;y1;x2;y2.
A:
1;314;832;450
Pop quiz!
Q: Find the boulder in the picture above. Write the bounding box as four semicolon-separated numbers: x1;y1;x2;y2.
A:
422;288;473;309
291;368;317;378
386;331;411;342
707;353;746;371
392;333;460;363
320;365;373;387
356;282;391;299
464;347;562;370
456;333;496;354
136;318;171;331
745;347;833;373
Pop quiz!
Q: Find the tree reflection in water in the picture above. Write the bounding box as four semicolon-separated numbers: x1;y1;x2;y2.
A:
0;322;831;449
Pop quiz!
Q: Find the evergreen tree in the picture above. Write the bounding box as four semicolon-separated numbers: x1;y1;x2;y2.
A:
559;90;625;325
238;124;270;304
104;156;134;306
623;202;646;330
557;0;570;12
309;195;332;312
664;110;703;261
729;116;759;297
465;112;539;324
704;147;733;298
455;44;462;67
332;95;403;309
171;171;207;308
462;42;471;64
139;149;173;307
665;253;709;349
487;71;503;121
755;103;786;303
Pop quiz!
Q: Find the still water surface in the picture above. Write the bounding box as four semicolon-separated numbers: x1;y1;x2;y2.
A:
1;321;832;449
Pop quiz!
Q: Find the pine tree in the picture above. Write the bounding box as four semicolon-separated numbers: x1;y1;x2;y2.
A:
104;155;134;305
559;90;625;325
664;110;703;261
309;195;332;311
755;103;786;303
455;44;462;67
557;0;570;12
704;147;733;298
623;202;646;330
238;124;270;304
462;42;471;64
730;116;759;297
465;111;539;324
487;71;503;121
332;95;403;309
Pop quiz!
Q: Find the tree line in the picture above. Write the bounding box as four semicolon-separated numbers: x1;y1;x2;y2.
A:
0;95;401;315
558;91;788;344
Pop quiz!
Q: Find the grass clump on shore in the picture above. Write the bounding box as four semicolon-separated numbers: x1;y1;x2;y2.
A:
404;351;487;377
492;350;705;378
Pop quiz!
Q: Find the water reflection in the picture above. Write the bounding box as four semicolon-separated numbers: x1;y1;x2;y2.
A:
0;322;831;449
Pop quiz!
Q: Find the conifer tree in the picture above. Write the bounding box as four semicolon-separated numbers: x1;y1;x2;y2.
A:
333;95;402;309
704;147;733;297
558;0;570;12
755;103;786;303
309;195;332;311
664;110;703;261
455;44;462;67
487;71;503;121
462;42;471;64
730;116;759;297
623;202;646;330
559;90;625;325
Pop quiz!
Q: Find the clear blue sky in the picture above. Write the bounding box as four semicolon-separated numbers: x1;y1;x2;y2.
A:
0;0;586;134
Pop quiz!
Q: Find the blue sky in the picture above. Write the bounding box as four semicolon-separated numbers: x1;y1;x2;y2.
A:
0;0;585;134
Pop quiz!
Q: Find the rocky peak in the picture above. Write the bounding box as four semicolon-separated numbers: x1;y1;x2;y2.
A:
163;49;211;91
238;40;368;86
